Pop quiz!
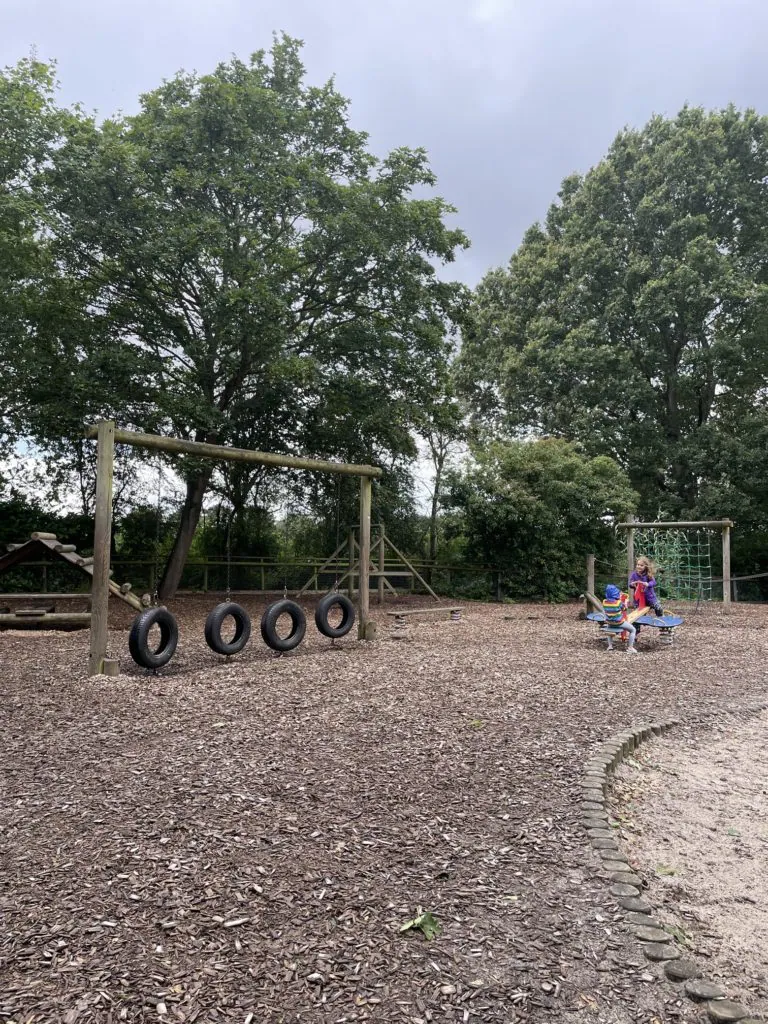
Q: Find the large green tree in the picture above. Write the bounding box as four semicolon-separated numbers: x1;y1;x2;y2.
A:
460;106;768;518
0;58;61;467
40;36;468;596
444;438;637;601
0;58;146;515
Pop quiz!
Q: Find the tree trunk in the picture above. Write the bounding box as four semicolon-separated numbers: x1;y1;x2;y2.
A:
158;470;212;600
428;456;445;564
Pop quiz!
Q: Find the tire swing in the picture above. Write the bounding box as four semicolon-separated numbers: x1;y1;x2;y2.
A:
259;494;307;655
205;601;251;655
260;599;306;653
204;514;252;657
129;606;179;671
314;477;356;641
315;591;355;639
128;459;179;672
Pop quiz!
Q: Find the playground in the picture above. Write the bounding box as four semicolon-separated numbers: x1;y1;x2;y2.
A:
3;597;767;1023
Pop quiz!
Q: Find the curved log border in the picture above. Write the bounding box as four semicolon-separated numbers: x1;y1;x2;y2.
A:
581;706;768;1024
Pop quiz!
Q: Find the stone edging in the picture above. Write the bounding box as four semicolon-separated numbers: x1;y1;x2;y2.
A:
581;711;768;1024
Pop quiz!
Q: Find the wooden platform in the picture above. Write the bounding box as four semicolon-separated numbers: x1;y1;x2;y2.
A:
386;606;462;618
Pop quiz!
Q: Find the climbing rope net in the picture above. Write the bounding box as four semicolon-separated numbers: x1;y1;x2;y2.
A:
627;528;714;602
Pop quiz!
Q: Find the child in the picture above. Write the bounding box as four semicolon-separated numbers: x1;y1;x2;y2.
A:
629;556;664;617
602;584;637;653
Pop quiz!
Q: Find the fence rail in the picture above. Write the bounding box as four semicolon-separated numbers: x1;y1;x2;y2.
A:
0;557;501;601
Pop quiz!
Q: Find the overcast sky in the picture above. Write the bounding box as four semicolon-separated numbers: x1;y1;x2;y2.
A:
4;0;768;287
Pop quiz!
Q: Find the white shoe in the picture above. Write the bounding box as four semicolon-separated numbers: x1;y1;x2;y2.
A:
626;647;638;654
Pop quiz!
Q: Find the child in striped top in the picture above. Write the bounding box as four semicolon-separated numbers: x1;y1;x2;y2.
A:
602;584;637;653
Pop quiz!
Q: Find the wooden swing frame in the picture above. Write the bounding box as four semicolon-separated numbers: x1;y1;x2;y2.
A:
85;420;382;675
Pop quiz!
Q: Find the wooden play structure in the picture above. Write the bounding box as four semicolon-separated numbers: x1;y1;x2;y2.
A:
0;531;147;630
296;523;442;604
84;421;383;675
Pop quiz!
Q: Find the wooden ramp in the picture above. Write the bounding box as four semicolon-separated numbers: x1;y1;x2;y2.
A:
0;532;146;613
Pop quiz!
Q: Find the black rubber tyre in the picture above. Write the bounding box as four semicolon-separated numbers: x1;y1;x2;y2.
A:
128;607;179;670
204;601;252;656
260;599;306;652
314;592;356;639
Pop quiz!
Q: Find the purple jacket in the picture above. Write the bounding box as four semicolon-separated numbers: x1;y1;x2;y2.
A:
629;570;658;605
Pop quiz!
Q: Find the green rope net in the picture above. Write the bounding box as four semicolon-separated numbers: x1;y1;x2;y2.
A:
628;528;714;602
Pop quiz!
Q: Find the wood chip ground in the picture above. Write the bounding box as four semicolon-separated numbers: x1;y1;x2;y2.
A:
1;596;766;1023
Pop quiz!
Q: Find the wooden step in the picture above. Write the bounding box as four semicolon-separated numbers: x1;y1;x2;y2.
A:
386;606;462;618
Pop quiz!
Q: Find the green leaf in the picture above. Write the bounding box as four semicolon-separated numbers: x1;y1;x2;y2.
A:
399;907;442;941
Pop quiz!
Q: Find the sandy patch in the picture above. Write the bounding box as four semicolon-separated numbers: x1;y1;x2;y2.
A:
612;713;768;1017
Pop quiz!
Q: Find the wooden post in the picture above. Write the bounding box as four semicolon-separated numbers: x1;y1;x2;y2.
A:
378;524;385;605
89;419;116;676
586;553;595;611
358;476;372;638
203;565;209;593
722;523;731;611
348;528;356;598
626;515;636;583
42;563;48;593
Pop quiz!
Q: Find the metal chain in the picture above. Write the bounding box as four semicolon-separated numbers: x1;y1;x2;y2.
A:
283;526;288;598
333;475;341;592
153;458;162;605
283;486;289;600
226;514;232;602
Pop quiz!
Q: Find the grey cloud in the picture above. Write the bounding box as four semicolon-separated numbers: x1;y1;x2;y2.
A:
4;0;768;284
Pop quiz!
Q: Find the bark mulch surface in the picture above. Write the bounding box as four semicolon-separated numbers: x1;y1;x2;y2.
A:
1;596;766;1024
